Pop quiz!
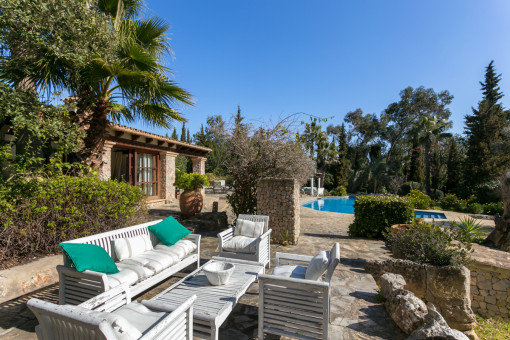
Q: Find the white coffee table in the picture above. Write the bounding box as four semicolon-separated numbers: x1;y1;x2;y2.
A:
147;257;264;340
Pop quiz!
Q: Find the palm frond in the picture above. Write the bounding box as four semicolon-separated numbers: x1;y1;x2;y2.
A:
127;101;186;127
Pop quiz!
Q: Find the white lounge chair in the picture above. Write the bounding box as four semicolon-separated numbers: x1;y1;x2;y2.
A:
217;214;271;270
28;284;195;340
257;243;341;340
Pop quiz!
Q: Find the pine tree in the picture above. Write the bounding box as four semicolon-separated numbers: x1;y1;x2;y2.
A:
171;128;178;139
464;61;510;189
337;124;350;187
180;122;186;142
234;105;245;129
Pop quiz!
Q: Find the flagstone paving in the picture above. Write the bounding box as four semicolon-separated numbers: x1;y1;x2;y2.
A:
0;195;406;339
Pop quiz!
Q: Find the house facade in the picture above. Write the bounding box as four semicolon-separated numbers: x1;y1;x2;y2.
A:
99;123;210;205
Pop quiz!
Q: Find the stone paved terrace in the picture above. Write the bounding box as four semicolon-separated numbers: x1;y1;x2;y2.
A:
1;194;425;339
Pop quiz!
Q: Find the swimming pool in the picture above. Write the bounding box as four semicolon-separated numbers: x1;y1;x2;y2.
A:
302;197;447;219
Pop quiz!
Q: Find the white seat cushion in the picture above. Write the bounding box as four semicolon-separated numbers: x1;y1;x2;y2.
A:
119;250;179;274
234;219;265;238
113;234;153;261
154;239;197;260
81;306;142;340
112;302;166;335
107;268;140;289
305;251;330;281
272;265;307;279
111;263;154;286
222;236;257;254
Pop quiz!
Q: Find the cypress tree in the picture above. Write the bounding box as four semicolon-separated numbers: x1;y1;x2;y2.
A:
180;122;186;142
337;124;350;187
446;137;462;193
186;129;191;143
171;127;178;139
464;61;510;189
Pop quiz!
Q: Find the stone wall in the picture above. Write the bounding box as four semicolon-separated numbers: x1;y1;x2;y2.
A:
160;151;177;202
256;178;300;245
469;244;510;320
99;141;115;180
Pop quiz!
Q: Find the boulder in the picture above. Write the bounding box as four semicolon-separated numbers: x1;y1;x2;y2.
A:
408;304;470;340
380;273;406;298
386;289;428;334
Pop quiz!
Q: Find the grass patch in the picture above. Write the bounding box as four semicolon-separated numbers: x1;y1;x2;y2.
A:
475;314;510;339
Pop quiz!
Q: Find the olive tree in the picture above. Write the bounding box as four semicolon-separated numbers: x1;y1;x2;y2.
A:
226;119;315;216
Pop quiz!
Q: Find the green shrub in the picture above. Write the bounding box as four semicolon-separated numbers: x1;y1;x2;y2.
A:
441;194;462;210
405;189;432;209
398;181;423;196
483;202;504;215
329;186;347;196
348;195;414;238
0;176;147;266
429;189;444;201
386;223;470;266
467;203;484;214
174;172;209;190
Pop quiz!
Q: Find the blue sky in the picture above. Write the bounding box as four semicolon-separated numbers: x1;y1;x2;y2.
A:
136;0;510;138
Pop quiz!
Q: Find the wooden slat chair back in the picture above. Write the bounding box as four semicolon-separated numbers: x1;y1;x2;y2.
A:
258;242;341;340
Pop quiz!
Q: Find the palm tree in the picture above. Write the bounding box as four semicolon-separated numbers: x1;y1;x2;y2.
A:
2;0;192;167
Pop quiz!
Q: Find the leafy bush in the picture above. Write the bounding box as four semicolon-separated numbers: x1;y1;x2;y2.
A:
466;203;484;214
0;176;147;266
398;181;423;196
483;202;503;215
429;189;444;201
386;223;471;266
405;189;432;209
452;216;488;244
349;195;414;238
329;186;347;196
440;194;467;211
174;173;209;190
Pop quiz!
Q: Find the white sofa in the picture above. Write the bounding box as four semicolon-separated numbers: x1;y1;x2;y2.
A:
57;219;200;305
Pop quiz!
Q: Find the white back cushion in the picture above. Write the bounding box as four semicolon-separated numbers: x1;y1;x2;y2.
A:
234;219;265;238
113;235;153;261
305;251;330;281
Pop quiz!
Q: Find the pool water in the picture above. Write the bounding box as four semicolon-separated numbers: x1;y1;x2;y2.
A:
302;197;447;219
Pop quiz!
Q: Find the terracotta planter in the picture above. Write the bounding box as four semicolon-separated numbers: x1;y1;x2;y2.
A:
179;189;203;218
390;224;414;233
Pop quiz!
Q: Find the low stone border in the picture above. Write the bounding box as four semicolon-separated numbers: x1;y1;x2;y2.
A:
0;255;62;304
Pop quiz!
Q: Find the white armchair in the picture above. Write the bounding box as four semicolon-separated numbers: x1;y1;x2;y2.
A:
28;284;196;340
257;243;340;340
217;214;271;270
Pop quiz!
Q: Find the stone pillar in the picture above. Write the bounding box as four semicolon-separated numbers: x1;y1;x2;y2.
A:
191;157;206;174
99;141;116;180
191;157;207;196
257;178;300;245
160;151;177;202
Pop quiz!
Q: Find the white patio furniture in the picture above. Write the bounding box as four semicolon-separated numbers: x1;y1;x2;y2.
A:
257;243;341;340
28;284;196;340
217;214;271;270
148;257;264;340
57;219;201;305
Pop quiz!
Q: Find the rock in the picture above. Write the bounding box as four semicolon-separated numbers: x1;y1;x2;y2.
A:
407;304;470;340
380;273;406;299
386;289;428;334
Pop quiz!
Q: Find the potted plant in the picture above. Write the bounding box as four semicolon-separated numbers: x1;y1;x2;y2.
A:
174;173;210;218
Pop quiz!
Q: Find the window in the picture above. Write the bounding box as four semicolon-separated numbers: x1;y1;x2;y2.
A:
136;152;159;197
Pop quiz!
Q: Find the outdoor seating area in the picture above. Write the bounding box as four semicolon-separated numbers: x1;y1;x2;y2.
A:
25;213;345;340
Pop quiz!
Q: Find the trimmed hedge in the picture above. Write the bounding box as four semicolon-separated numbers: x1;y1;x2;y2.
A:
0;176;147;267
348;195;414;238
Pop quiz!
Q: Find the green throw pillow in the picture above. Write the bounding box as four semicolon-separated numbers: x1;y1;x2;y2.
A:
60;243;119;274
148;216;191;246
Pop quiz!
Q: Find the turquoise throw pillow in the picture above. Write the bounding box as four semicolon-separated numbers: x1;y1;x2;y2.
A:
60;243;119;274
148;216;191;246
